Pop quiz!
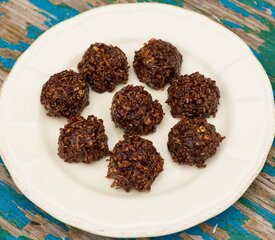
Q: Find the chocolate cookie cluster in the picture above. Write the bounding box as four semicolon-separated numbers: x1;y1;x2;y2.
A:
168;117;224;168
107;135;164;192
110;85;164;135
40;70;89;118
166;72;220;118
78;43;129;93
134;39;182;89
58;115;109;163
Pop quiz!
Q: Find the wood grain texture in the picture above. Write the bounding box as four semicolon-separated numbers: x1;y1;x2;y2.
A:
0;0;274;239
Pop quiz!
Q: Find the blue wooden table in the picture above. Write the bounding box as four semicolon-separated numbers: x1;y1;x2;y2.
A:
0;0;274;239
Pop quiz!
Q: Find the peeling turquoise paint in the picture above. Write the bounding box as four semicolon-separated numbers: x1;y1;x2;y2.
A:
0;180;69;231
219;0;262;21
239;197;275;229
39;11;59;27
257;24;275;80
262;163;275;176
220;0;275;89
207;206;261;239
5;236;30;240
29;0;79;27
45;234;62;240
221;19;243;29
26;25;44;40
0;0;9;3
0;225;30;240
0;38;29;52
221;19;250;31
137;0;184;7
0;56;15;70
0;181;30;228
155;233;185;240
237;0;275;17
153;205;263;239
250;47;260;59
184;226;216;240
155;235;183;240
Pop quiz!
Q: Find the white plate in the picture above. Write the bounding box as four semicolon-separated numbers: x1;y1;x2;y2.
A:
0;3;274;238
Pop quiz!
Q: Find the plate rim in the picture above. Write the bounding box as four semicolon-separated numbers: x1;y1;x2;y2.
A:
0;3;274;237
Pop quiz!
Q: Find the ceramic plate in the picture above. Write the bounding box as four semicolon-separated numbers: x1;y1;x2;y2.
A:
0;3;274;238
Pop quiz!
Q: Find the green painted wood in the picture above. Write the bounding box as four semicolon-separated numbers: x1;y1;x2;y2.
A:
0;0;274;239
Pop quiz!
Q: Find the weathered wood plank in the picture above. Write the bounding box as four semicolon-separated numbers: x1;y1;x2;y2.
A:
0;0;274;239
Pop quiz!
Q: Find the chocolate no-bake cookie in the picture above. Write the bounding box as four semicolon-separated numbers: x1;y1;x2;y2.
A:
58;115;109;163
78;43;129;93
133;39;182;89
110;85;164;135
168;117;224;168
107;135;164;192
40;70;89;118
166;72;220;118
